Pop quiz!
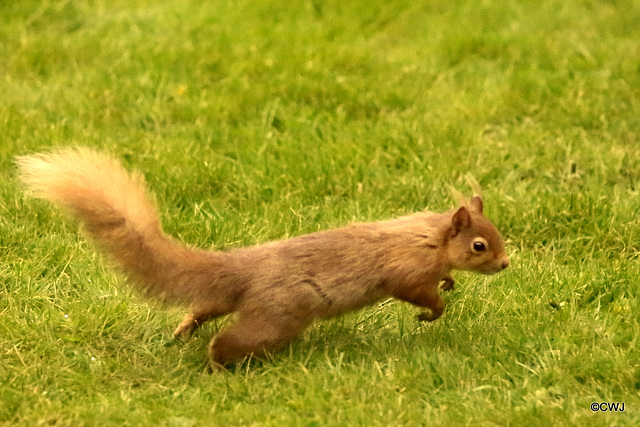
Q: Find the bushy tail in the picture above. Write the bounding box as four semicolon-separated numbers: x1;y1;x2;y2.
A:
16;147;222;306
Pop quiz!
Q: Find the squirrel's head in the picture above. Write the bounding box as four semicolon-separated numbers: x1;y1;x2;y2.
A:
447;196;509;274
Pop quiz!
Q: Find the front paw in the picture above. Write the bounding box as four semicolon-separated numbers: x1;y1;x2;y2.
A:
439;277;455;292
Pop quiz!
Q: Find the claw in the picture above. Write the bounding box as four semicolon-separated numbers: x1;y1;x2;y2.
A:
440;276;455;291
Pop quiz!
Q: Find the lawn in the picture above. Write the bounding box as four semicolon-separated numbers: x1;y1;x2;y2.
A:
1;0;639;425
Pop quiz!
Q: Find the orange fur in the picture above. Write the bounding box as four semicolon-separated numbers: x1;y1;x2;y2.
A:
17;148;509;368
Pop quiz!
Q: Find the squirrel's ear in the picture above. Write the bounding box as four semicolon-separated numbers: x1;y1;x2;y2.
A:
452;206;471;235
470;196;483;214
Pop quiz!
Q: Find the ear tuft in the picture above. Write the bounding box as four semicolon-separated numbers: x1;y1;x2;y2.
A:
452;206;471;235
470;196;483;214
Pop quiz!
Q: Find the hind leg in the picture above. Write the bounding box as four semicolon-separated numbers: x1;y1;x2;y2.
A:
208;313;312;369
173;307;227;339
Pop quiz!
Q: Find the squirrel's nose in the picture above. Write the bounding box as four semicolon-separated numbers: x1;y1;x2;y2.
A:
501;258;510;270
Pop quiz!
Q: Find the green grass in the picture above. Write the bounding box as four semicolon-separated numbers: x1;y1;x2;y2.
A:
2;0;640;425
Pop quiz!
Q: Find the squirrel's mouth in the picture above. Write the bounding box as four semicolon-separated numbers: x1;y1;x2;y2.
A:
482;257;510;274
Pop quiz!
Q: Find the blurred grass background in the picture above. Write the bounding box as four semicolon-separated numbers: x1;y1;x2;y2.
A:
1;0;639;425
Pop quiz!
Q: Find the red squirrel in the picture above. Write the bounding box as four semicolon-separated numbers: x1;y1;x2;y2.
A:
17;148;509;369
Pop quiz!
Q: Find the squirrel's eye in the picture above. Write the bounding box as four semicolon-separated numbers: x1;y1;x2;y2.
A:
472;240;487;252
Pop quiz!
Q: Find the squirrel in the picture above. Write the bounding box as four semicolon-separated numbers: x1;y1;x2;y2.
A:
16;148;509;369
